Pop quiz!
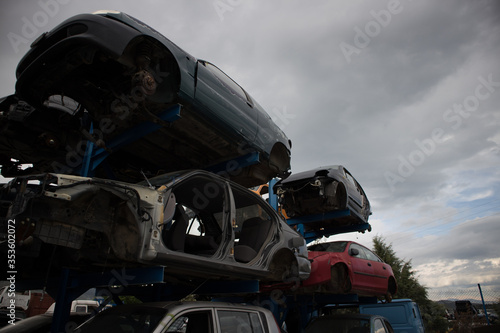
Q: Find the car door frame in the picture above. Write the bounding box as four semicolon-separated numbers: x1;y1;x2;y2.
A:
360;244;391;294
347;242;376;292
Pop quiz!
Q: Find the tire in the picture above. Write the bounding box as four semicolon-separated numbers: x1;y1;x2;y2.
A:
330;264;351;293
269;143;291;176
386;278;397;302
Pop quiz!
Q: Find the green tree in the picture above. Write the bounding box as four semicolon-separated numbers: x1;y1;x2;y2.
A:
372;235;428;302
372;236;448;332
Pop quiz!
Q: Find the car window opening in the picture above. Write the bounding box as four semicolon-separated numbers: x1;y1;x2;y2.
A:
232;187;274;264
308;241;348;253
161;176;225;256
166;310;212;333
217;310;265;333
203;61;252;105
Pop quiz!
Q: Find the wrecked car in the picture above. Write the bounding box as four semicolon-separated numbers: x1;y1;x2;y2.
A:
0;170;310;282
273;165;371;230
303;241;397;301
0;10;291;187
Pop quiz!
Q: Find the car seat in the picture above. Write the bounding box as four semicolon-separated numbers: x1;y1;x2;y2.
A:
234;217;272;263
164;205;188;251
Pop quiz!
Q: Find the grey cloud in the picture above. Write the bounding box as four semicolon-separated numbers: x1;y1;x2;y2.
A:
0;0;499;291
403;215;500;263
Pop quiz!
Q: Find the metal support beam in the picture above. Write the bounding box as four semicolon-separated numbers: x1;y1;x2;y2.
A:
197;280;260;295
302;222;372;243
286;209;351;226
284;209;372;242
268;178;279;212
205;151;261;176
79;104;181;177
51;269;72;333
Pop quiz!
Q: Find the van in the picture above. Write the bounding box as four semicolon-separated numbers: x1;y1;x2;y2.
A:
359;299;425;333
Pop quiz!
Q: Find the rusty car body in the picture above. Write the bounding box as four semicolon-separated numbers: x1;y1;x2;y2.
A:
0;170;310;282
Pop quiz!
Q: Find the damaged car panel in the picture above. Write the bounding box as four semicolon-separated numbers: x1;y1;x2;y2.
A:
273;165;371;230
0;170;310;282
1;10;291;187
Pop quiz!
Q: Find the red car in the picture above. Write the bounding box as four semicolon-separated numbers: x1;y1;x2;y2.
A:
303;241;397;301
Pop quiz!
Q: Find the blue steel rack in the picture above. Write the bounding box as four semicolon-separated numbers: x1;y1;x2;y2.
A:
78;104;182;178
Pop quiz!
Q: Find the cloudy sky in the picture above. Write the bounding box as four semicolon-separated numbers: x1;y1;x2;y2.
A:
1;0;499;300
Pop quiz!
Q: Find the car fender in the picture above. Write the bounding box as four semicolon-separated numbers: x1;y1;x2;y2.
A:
303;253;333;286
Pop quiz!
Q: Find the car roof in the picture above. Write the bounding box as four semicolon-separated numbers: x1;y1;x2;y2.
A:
112;301;270;312
276;165;342;185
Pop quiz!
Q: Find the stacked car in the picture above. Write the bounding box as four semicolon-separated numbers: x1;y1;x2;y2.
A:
0;9;399;332
0;10;310;285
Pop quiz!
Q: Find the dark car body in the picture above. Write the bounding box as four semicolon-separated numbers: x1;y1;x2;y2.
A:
1;10;291;187
305;314;394;333
273;165;371;230
0;170;310;282
75;301;281;333
303;241;397;300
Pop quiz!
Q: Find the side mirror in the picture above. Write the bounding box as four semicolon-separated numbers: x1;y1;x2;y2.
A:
350;248;359;256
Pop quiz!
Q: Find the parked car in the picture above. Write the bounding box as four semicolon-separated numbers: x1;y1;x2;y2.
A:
305;313;395;333
74;301;281;333
1;10;292;187
302;241;397;301
0;170;310;283
359;299;425;333
273;166;371;231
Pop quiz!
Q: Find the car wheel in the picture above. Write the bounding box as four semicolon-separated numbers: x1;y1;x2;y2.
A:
269;143;290;177
330;264;351;293
268;249;299;283
386;277;397;302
